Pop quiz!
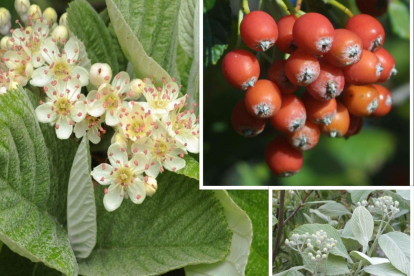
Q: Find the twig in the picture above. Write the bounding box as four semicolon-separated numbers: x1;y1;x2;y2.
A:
284;190;314;224
273;190;285;265
324;0;354;18
281;0;299;16
295;0;302;11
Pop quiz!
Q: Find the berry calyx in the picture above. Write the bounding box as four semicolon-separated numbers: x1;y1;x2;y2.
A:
285;50;321;86
302;92;337;125
231;99;267;137
320;102;350;138
222;49;260;90
287;120;320;151
342;49;381;85
240;11;278;51
374;47;397;82
245;79;282;118
345;14;385;52
324;29;363;68
371;84;392;117
270;94;306;133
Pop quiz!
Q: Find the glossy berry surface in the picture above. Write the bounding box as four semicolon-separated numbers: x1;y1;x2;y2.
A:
275;14;297;54
342;85;379;116
245;79;282;118
240;11;278;51
320;102;350;138
265;136;303;177
375;47;397;82
270;94;306;133
302;92;337;125
306;58;345;101
285;50;320;86
371;84;392;117
324;29;363;68
345;14;385;52
231;99;267;137
342;49;381;85
292;12;335;55
222;49;260;90
267;59;299;94
287;120;320;151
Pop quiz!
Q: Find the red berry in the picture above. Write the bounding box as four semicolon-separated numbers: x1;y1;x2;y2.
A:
306;58;345;101
342;85;379;116
275;14;297;54
267;59;299;94
374;47;397;82
265;136;303;177
287;120;320;151
302;92;337;125
320;102;350;138
356;0;388;17
222;49;260;90
345;114;364;138
324;29;363;68
240;11;278;51
345;14;385;52
371;84;392;117
270;94;307;133
292;13;335;55
245;79;282;118
231;99;267;137
342;49;381;85
285;50;321;86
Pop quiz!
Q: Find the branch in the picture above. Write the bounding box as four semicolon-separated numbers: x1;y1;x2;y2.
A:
324;0;354;18
284;190;314;225
273;190;285;265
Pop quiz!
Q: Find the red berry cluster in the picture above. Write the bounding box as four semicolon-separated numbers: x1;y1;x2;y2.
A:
222;11;396;177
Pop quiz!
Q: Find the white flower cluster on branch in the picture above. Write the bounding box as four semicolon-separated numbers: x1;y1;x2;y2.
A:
0;0;199;212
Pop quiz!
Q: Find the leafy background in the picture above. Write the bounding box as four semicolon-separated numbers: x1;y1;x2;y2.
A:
203;0;411;186
0;0;268;275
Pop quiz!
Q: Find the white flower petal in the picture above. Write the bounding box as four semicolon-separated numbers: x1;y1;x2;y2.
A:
56;116;73;139
129;153;148;174
41;37;59;65
108;142;128;167
105;110;119;126
127;179;146;204
35;103;56;123
103;184;124;212
91;163;114;185
88;130;101;144
111;71;130;94
146;159;161;178
74;120;88;138
31;52;45;68
71;101;86;122
185;135;199;153
163;155;186;172
30;67;52;87
64;38;79;63
87;99;105;117
71;66;89;86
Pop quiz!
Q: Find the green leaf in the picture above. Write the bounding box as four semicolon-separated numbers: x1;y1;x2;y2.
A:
67;136;96;259
396;190;410;201
318;202;351;217
273;266;310;276
175;155;199;180
363;263;407;276
321;254;350;276
185;190;252;275
289;224;351;262
203;0;232;66
106;0;172;86
111;0;180;78
350;206;374;253
388;1;410;40
227;190;268;276
349;190;373;204
78;172;232;276
350;251;390;266
0;88;78;276
378;232;410;275
67;0;119;73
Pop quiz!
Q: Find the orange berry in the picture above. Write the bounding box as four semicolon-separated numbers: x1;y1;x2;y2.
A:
320;102;350;138
265;136;303;177
245;79;282;119
342;85;379;116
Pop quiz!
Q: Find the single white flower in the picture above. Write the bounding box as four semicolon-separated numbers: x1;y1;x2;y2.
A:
140;78;186;118
131;120;187;178
35;78;86;139
30;37;89;87
2;50;33;86
74;114;105;144
162;108;199;153
10;19;50;68
118;101;154;144
0;71;19;94
91;142;149;212
86;71;130;126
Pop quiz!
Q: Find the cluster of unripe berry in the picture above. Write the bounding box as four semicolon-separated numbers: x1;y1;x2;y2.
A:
222;10;396;177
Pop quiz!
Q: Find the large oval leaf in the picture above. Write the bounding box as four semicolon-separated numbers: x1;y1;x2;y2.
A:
0;88;78;276
78;172;232;276
363;263;407;276
378;232;410;275
350;206;373;253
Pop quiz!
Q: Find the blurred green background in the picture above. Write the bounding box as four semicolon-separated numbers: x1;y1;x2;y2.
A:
203;0;411;186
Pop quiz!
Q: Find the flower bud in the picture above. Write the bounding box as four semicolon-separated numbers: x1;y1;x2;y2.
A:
111;132;128;148
144;176;157;196
89;63;113;87
59;12;67;26
128;78;145;99
285;239;289;245
51;25;69;45
43;7;57;25
308;252;313;257
15;0;30;15
394;201;399;207
0;8;11;35
1;36;9;50
311;257;315;261
322;254;327;259
316;254;321;259
28;4;42;22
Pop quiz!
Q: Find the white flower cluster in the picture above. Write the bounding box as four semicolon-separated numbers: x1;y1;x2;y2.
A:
367;196;400;220
356;199;369;207
285;230;337;264
0;1;199;212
